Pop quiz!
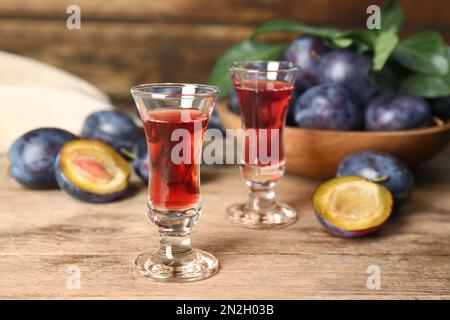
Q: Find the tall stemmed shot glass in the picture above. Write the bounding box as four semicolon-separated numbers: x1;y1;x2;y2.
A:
131;83;219;282
227;61;299;229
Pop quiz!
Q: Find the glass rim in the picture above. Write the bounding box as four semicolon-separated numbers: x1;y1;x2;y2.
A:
228;60;299;73
130;83;220;98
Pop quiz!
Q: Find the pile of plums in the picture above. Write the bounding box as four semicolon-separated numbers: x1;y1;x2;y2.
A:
8;110;150;203
229;36;450;129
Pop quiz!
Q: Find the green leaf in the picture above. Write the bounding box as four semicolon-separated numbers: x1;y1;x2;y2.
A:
332;29;378;52
369;68;397;95
381;0;404;32
368;70;395;95
393;31;449;76
251;20;343;39
339;29;377;48
368;60;409;95
402;73;450;98
327;37;354;49
208;40;287;99
373;27;399;70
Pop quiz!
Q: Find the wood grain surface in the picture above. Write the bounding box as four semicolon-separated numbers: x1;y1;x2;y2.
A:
0;19;249;105
0;150;449;299
0;0;449;26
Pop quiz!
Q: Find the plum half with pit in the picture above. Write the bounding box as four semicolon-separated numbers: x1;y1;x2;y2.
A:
337;150;414;208
313;176;393;238
55;139;130;203
319;50;377;104
283;36;332;89
293;83;362;130
132;136;149;184
8;128;78;188
82;110;142;158
365;94;432;131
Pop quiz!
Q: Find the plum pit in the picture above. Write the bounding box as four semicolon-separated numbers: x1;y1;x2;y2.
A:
72;155;113;183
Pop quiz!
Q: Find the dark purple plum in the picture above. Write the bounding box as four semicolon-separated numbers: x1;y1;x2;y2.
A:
55;139;130;203
207;109;225;134
365;94;432;131
286;82;302;126
319;50;377;104
293;83;363;130
283;36;332;89
132;136;149;184
429;96;450;121
8;128;78;188
229;86;240;114
337;150;414;208
82;110;142;157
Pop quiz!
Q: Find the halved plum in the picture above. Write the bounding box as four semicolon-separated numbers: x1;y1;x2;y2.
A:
312;176;393;238
55;139;130;203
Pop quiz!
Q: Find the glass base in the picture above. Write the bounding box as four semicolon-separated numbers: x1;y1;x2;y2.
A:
135;249;219;282
226;202;298;229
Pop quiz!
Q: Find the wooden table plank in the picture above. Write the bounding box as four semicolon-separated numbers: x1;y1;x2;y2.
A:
0;19;250;104
0;150;449;299
0;0;449;28
1;19;449;107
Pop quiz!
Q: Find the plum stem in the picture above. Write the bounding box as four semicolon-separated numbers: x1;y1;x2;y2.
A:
120;147;136;160
371;175;390;183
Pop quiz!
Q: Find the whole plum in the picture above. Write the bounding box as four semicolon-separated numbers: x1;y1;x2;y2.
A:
132;136;149;184
429;96;450;121
286;83;302;126
319;50;377;104
8;128;78;188
82;110;142;156
283;36;332;89
229;87;240;114
208;109;225;134
293;83;362;130
365;94;432;131
337;150;414;208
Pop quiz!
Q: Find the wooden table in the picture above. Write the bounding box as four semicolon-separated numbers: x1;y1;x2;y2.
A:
0;151;449;300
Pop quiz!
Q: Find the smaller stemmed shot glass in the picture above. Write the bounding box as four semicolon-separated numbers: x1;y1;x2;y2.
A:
227;61;299;229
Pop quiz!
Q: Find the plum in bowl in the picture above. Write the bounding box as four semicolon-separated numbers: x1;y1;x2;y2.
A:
217;100;450;178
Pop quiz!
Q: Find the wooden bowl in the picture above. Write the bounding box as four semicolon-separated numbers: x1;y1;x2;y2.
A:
216;101;450;178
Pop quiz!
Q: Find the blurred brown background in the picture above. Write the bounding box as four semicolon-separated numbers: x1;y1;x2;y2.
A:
0;0;448;109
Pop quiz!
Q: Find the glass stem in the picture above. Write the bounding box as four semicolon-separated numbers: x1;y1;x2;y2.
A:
148;205;201;261
158;231;193;260
245;181;277;212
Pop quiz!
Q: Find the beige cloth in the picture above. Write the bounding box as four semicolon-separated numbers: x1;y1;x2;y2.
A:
0;51;113;153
